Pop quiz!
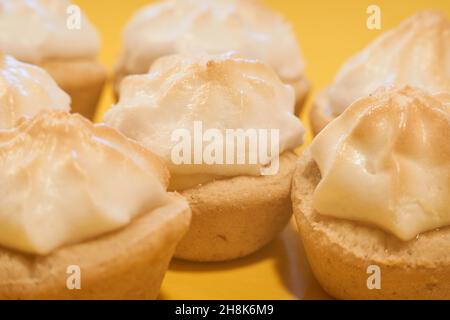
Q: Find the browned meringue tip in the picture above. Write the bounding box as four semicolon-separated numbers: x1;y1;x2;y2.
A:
392;85;446;101
8;111;170;187
313;9;449;122
13;111;90;131
345;85;450;116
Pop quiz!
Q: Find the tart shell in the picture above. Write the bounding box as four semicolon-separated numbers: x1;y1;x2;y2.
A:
0;194;191;300
175;152;297;262
40;59;107;120
291;150;450;300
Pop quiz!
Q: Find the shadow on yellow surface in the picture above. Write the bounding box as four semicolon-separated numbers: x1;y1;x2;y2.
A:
160;221;330;300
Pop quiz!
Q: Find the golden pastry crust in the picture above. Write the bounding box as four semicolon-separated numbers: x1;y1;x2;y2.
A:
0;193;190;300
40;59;107;120
175;152;297;262
291;150;450;300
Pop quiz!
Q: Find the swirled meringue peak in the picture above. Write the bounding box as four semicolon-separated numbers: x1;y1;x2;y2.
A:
311;86;450;241
0;0;100;63
117;0;305;83
0;112;170;255
0;55;70;129
106;53;305;181
322;11;450;116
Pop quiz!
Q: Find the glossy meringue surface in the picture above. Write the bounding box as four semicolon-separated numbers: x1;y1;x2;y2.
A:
0;112;170;255
117;0;305;83
0;0;100;63
311;87;450;241
0;55;70;129
106;53;305;181
323;11;450;115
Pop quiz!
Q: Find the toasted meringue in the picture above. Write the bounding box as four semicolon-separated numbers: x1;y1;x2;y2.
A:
311;87;450;241
311;11;450;133
0;0;100;63
0;55;70;129
107;53;304;262
0;0;106;120
115;0;308;107
106;53;305;187
0;111;175;255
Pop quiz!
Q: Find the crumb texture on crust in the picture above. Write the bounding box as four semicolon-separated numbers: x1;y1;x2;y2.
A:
292;150;450;300
175;152;297;262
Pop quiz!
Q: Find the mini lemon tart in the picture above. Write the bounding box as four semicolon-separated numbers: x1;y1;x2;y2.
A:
311;11;450;134
106;53;305;262
293;87;450;299
0;55;70;129
0;112;191;300
0;0;107;119
115;0;309;113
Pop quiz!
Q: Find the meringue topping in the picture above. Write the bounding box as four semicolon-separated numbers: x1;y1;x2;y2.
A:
0;112;170;255
323;11;450;115
311;87;450;241
117;0;305;84
106;53;305;187
0;0;100;63
0;55;70;129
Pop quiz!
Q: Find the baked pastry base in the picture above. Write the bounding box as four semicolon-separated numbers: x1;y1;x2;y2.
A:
175;152;297;262
291;150;450;300
0;194;190;300
40;59;107;120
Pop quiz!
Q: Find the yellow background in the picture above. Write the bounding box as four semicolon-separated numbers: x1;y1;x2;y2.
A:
73;0;450;299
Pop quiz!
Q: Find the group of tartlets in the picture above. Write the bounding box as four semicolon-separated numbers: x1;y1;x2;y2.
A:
0;0;448;300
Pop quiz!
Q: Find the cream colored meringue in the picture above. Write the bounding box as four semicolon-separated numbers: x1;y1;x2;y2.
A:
117;0;305;84
106;53;305;185
0;0;100;63
0;55;70;129
0;112;171;255
323;11;450;116
311;87;450;241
